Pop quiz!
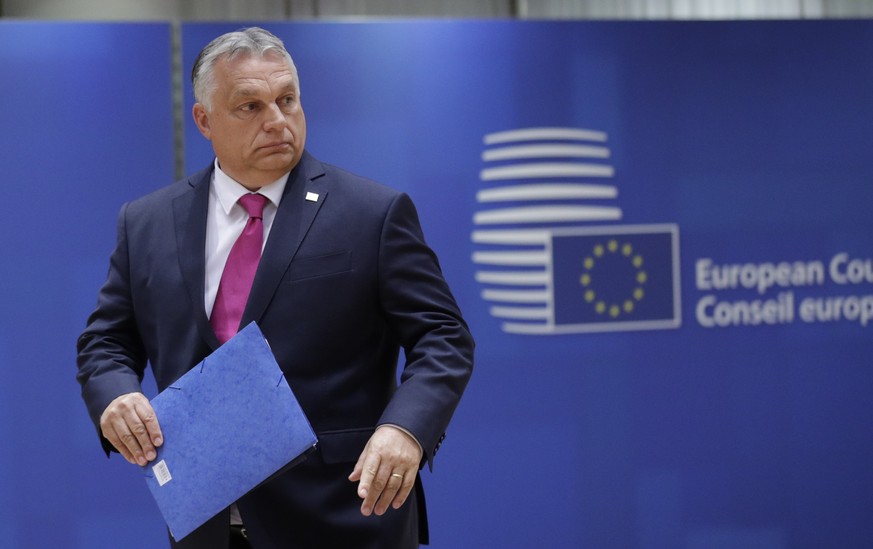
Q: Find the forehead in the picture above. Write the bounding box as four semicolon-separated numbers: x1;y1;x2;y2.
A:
216;53;298;95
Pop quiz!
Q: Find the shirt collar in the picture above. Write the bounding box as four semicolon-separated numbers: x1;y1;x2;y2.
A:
212;158;289;215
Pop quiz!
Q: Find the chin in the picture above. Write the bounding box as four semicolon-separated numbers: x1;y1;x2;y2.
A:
257;155;297;174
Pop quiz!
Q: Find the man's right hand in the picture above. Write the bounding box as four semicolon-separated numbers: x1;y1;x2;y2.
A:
99;392;163;466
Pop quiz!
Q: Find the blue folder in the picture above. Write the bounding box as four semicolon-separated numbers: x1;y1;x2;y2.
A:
142;322;317;540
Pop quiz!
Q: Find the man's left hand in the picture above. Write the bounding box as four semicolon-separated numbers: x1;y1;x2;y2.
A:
349;425;423;516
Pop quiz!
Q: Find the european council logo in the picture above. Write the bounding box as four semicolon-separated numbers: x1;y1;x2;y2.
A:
472;127;681;334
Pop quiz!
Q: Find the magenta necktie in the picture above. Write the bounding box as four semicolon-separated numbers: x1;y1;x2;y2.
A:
210;193;269;344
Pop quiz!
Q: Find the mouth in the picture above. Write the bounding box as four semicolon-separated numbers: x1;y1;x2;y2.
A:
259;142;292;152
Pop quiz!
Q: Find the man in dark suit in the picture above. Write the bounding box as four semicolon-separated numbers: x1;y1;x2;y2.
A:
76;27;474;549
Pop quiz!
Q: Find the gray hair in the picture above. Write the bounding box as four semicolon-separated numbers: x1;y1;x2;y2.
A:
192;27;299;111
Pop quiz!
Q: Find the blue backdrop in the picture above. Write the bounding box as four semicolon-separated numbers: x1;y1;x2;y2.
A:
0;21;175;547
1;19;872;548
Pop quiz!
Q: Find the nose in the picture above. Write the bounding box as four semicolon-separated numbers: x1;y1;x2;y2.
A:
262;103;285;131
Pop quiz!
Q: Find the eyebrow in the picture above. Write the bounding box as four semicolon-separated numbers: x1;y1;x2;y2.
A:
230;81;298;102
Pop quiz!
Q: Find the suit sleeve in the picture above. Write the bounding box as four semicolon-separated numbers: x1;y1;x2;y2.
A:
375;192;475;470
76;202;148;454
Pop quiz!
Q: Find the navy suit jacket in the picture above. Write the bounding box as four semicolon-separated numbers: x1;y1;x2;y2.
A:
77;151;474;548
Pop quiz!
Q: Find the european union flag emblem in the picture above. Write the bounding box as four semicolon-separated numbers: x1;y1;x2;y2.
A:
551;225;680;332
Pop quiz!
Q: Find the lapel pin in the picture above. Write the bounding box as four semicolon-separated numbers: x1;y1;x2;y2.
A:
305;192;319;202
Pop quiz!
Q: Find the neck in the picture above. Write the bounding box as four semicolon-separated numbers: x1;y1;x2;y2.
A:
217;164;289;191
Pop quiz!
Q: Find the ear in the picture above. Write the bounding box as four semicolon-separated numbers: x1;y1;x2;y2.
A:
192;103;212;140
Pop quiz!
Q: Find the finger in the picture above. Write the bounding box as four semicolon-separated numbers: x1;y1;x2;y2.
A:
130;399;162;459
116;415;151;466
373;471;405;516
360;459;391;517
135;399;163;447
102;422;137;465
122;400;158;465
111;412;152;466
356;451;381;502
390;472;417;511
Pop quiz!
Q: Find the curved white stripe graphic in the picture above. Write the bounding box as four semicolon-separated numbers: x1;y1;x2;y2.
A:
482;289;550;303
482;144;610;161
474;206;622;225
471;229;551;245
481;163;614;181
501;322;555;334
475;270;550;285
472;251;548;266
476;183;617;202
484;127;607;144
489;306;551;320
503;319;681;335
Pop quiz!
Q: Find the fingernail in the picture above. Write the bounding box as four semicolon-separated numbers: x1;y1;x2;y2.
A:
146;450;156;461
154;436;163;446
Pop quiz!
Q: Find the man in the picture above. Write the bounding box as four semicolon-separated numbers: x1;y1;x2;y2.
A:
76;27;474;549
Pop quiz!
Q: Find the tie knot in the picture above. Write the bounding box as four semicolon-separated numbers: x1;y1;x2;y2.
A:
238;193;268;219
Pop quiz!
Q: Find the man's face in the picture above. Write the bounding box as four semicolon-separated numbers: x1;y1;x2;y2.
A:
192;52;306;189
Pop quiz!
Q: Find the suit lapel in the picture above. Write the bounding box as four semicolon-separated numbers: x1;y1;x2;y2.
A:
173;166;220;349
242;152;328;328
